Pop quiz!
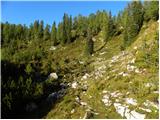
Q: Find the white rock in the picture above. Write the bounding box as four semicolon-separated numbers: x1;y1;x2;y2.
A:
79;61;84;64
72;82;78;89
135;68;141;73
134;46;137;50
114;103;145;119
145;83;154;87
129;110;145;119
102;90;108;94
114;103;127;117
125;98;137;106
82;73;90;80
80;101;87;106
75;97;80;103
49;46;56;50
111;91;122;98
102;94;112;106
153;91;159;94
92;37;96;41
144;100;158;109
127;65;136;71
49;73;58;80
94;112;99;115
126;92;130;95
98;65;106;70
71;109;75;114
119;72;124;76
139;107;152;113
123;72;129;77
89;95;92;98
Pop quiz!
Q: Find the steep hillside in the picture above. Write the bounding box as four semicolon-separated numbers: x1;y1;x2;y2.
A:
45;20;159;119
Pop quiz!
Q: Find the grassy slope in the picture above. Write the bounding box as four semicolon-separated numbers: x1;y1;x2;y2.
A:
45;21;159;119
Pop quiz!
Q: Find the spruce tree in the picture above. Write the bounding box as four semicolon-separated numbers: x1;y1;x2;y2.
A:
38;20;44;39
43;24;50;41
33;20;39;39
103;11;114;42
86;27;94;55
51;21;57;46
144;1;159;21
123;1;144;47
62;13;67;44
57;22;63;44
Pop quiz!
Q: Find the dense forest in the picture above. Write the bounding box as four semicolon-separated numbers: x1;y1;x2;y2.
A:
1;1;159;118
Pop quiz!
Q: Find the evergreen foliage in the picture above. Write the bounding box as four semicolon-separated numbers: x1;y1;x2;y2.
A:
123;1;144;47
51;21;57;46
86;27;94;55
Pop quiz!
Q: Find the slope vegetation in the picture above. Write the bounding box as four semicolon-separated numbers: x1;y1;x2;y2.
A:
45;20;159;119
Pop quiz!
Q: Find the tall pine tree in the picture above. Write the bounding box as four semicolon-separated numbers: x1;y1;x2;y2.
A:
123;1;144;47
51;21;57;46
43;24;50;41
86;27;94;55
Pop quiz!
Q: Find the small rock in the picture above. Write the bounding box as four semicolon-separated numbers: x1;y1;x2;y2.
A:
127;65;136;71
92;37;96;42
75;96;80;103
139;107;152;113
102;90;108;94
123;72;129;77
134;46;137;50
49;46;56;50
145;83;154;87
135;68;141;73
72;82;78;89
125;98;137;106
79;61;84;64
49;73;58;80
153;91;159;94
102;94;112;106
144;100;158;109
82;73;90;80
80;101;87;106
71;109;75;114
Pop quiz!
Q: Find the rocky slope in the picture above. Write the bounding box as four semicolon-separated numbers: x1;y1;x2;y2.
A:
45;20;159;119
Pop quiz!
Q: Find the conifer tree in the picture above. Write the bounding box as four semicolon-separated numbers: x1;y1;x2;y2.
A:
62;13;68;44
51;21;57;46
123;1;144;47
38;20;44;39
86;27;94;55
57;22;63;44
144;1;159;21
43;24;50;41
33;20;39;39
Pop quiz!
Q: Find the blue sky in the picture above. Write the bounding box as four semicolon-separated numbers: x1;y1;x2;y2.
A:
1;1;131;26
